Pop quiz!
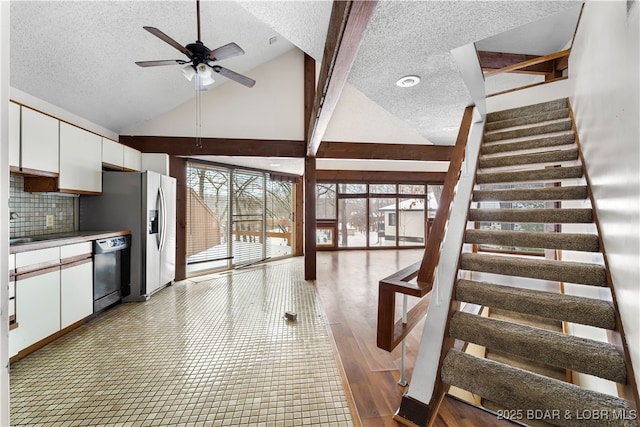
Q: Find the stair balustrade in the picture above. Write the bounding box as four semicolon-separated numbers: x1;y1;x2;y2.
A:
377;105;475;352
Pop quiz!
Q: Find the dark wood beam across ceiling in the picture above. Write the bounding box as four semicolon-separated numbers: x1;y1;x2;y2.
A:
119;136;306;158
306;0;378;156
120;135;453;162
477;51;554;75
317;142;452;161
317;170;446;184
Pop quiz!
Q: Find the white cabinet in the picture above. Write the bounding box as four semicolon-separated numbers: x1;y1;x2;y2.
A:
141;153;170;175
15;246;60;270
123;145;142;171
9;102;21;169
10;241;94;358
61;259;93;329
59;122;102;194
60;241;92;259
102;137;124;169
20;106;59;174
10;267;61;357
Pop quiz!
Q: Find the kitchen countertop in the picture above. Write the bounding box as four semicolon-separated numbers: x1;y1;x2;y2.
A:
9;230;131;254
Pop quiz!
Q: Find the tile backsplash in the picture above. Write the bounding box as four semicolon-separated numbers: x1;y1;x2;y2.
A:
9;175;76;237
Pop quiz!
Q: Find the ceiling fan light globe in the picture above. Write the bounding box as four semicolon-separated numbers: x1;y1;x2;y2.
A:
196;63;212;78
201;75;215;86
182;65;196;81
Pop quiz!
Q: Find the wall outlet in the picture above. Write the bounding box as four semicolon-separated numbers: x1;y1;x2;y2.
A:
45;214;54;227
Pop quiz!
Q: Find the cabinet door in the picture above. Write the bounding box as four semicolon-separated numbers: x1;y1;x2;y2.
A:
20;107;59;174
59;122;102;193
11;268;61;354
9;102;21;168
61;259;93;329
123;145;142;171
102;137;124;170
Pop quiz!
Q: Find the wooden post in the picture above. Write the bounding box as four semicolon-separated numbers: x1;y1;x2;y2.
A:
304;157;317;280
169;156;187;281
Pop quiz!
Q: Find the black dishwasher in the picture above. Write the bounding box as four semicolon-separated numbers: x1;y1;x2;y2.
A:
93;235;131;312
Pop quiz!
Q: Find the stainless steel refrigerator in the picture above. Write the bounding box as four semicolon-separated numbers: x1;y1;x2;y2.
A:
80;170;176;301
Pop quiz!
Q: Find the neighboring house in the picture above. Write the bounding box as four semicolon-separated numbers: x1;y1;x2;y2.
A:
379;198;426;243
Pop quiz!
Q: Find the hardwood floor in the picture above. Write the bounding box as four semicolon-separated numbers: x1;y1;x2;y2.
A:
315;250;519;427
316;249;423;427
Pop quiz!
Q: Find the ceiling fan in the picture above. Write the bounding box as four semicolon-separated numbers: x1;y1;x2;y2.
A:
135;0;256;89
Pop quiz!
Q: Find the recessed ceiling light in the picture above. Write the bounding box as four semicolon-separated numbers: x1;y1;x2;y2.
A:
269;36;278;45
396;75;421;88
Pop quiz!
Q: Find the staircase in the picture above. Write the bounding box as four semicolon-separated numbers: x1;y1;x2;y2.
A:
439;99;637;427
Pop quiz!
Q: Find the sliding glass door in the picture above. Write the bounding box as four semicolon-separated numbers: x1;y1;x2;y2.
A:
186;162;294;276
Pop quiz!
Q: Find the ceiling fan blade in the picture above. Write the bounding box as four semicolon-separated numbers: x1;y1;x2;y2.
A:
208;42;245;62
135;60;185;67
143;26;192;56
212;65;255;88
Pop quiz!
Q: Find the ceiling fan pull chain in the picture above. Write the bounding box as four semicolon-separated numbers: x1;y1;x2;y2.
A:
195;75;203;149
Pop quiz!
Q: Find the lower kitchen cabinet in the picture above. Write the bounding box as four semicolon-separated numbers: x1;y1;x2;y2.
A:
61;259;94;329
10;267;61;357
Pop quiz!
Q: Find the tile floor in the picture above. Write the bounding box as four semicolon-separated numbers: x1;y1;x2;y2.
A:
9;259;353;427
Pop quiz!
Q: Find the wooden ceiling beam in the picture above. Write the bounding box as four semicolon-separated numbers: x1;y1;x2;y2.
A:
477;51;554;75
307;0;378;157
317;142;452;161
119;135;305;157
483;49;571;78
317;170;446;184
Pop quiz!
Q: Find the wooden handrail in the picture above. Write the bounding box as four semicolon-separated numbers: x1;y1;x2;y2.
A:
483;49;570;78
377;106;475;352
416;106;474;285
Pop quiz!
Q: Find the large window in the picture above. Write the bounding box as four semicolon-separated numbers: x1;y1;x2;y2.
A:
315;182;443;249
186;162;294;275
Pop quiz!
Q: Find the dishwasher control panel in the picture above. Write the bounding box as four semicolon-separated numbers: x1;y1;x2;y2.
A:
94;236;130;253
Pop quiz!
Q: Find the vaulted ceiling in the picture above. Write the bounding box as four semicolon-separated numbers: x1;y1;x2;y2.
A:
9;0;583;172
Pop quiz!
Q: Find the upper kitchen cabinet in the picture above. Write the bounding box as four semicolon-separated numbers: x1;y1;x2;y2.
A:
123;145;142;171
102;137;124;170
59;122;102;194
9;102;21;171
20;106;59;175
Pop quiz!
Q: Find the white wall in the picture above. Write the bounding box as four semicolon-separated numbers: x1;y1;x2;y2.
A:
125;49;304;140
569;0;640;393
324;83;434;144
1;2;9;425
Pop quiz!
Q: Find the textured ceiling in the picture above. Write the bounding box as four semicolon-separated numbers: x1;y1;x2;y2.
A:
10;0;582;149
10;1;296;133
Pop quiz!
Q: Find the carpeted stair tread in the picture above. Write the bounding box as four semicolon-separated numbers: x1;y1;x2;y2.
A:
486;99;568;122
468;208;593;224
485;108;570;132
481;132;575;155
456;280;616;330
473;186;588;202
449;312;626;382
484;119;573;143
476;165;583;185
459;253;607;286
464;229;600;251
441;349;635;427
479;148;579;169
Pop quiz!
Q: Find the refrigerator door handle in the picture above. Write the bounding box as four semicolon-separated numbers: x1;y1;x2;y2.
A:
158;186;168;253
